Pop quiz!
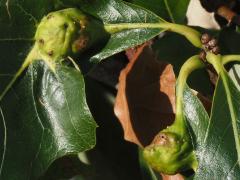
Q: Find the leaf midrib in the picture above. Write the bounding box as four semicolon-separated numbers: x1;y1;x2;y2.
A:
0;106;7;178
163;0;175;23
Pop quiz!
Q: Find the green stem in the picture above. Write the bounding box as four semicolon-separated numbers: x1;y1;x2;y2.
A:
104;22;202;48
205;53;222;74
206;53;240;164
221;55;240;65
171;55;205;135
174;55;204;171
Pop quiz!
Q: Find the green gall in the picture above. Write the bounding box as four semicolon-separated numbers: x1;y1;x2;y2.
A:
35;8;107;62
0;8;108;104
143;131;197;175
142;56;204;175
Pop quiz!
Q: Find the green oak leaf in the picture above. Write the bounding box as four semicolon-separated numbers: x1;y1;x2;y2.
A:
183;71;240;178
0;1;165;178
0;60;97;180
54;0;169;63
0;1;200;179
78;0;166;62
130;0;190;23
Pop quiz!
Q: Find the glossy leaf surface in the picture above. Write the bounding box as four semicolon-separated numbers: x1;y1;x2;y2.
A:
183;72;240;178
80;0;166;62
0;61;97;180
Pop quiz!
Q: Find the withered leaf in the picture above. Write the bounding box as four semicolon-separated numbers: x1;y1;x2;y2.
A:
114;45;176;147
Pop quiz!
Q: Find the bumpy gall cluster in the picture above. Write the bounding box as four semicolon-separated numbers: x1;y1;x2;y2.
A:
143;131;196;174
201;33;220;54
199;33;220;61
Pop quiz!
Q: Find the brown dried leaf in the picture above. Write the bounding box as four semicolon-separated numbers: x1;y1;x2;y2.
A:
114;44;176;147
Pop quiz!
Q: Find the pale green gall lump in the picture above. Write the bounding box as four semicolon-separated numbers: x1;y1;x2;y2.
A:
35;8;106;62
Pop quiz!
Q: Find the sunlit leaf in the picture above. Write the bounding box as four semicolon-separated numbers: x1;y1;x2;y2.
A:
0;61;97;180
183;71;240;179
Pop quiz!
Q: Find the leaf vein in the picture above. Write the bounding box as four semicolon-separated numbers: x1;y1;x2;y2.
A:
0;106;7;177
163;0;175;23
55;73;91;148
226;160;239;178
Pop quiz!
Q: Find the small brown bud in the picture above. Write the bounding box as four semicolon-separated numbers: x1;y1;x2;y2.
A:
204;43;211;50
199;50;206;61
211;46;220;55
208;38;218;48
201;33;211;44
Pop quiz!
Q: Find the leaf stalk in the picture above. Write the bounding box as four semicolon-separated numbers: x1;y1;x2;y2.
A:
173;55;205;135
104;22;202;48
222;55;240;65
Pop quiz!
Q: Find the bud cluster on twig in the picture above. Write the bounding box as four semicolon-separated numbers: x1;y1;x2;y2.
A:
199;33;220;61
